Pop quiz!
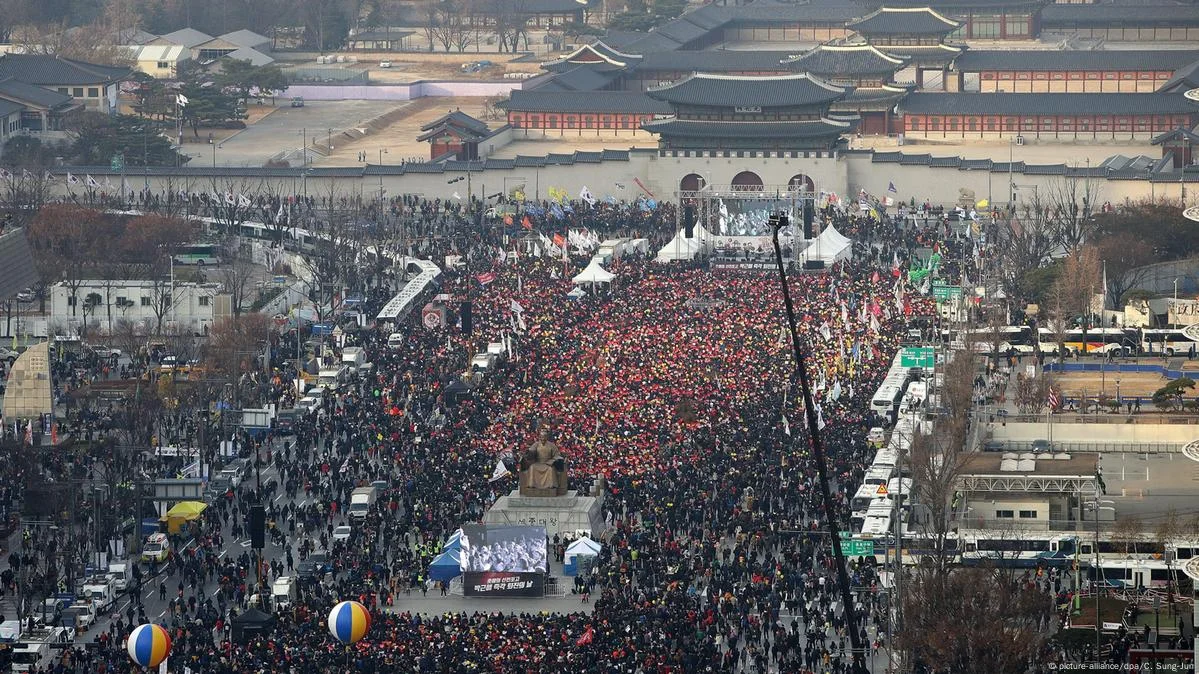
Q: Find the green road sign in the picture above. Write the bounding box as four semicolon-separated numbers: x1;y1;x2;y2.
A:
839;539;874;556
110;154;124;170
900;347;936;369
932;284;963;302
838;531;852;540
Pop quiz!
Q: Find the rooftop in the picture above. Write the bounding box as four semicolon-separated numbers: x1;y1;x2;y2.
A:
157;27;215;49
782;44;909;77
0;53;129;86
647;72;848;108
847;7;962;36
642;117;858;138
961;452;1098;476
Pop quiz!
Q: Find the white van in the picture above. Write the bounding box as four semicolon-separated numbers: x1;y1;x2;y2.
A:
272;576;297;609
11;639;53;672
106;562;131;593
387;333;404;348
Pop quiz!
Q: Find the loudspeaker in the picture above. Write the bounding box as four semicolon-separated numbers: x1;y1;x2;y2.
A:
802;200;815;240
683;205;696;239
803;260;825;270
460;301;473;335
249;504;266;549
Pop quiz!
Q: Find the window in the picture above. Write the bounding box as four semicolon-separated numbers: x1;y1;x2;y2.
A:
116;296;128;306
72;88;84;97
996;510;1014;519
87;88;99;98
140;297;151;306
157;61;170;69
198;296;210;306
67;295;76;307
1019;510;1037;518
57;88;67;95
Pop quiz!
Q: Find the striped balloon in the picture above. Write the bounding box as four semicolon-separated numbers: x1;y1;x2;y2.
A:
328;600;372;644
126;623;171;668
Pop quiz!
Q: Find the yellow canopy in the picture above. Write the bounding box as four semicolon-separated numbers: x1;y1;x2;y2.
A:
165;501;207;519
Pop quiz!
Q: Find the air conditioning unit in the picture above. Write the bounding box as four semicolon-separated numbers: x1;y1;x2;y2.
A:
1015;135;1025;146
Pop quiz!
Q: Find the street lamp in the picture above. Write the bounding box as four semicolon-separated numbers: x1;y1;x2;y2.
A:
378;148;388;202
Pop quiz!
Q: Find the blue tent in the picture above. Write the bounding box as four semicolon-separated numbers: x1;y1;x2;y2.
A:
428;548;463;583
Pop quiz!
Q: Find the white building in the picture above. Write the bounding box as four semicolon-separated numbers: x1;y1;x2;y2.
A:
50;280;230;337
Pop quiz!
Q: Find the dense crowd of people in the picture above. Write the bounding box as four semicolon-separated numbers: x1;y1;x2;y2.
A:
6;199;987;673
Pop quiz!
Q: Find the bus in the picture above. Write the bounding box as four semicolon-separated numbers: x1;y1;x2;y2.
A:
951;325;1036;354
959;532;1078;568
1141;328;1199;357
1058;327;1137;355
173;243;221;265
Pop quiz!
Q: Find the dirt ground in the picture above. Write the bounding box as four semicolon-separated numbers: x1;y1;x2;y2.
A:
313;97;498;166
1053;371;1167;399
175;104;279;146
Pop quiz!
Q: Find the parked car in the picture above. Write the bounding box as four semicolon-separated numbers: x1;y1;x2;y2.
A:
378;61;391;68
291;96;305;108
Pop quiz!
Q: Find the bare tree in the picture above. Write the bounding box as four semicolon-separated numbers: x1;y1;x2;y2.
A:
997;194;1057;302
218;239;258;318
147;277;182;336
1044;173;1103;255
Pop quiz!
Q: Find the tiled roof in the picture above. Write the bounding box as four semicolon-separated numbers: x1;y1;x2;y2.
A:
840;85;912;104
1042;4;1199;26
652;17;710;44
782;44;909;77
642;117;858;138
502;90;673;113
542;41;641;69
0;98;23;119
637;50;794;73
0;54;129;85
538;66;623;92
848;7;961;35
224;47;274;66
1151;127;1199;145
647;73;848;108
953;50;1199;73
1161;60;1199;94
0;77;73;109
900;92;1199;116
218;29;271;49
158;28;214;48
419;111;490;134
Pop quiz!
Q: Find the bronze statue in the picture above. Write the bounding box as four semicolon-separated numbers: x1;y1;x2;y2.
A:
519;429;568;496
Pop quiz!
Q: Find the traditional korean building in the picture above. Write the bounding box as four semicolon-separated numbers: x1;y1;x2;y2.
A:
846;7;966;90
876;0;1044;40
897;92;1198;141
642;73;857;157
416;111;491;160
1151;127;1199;169
949;50;1199;94
782;44;912;134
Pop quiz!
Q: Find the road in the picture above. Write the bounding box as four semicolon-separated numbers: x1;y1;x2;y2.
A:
182;101;407;168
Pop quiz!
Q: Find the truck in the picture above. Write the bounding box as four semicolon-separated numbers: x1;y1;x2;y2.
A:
348;486;377;519
34;595;73;626
141;533;170;564
61;601;97;632
106;562;131;593
80;576;116;612
317;366;350;390
271;576;297;609
341;347;365;370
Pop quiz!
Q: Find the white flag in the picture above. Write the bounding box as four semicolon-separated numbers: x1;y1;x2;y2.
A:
238;194;251;208
86;174;100;188
488;459;510;482
816;404;826;430
275;201;285;223
176;93;189;107
452;192;461;200
517;312;527;332
579;186;596;206
66;172;80;186
781;414;791;436
517;274;523;295
510;299;524;314
224;192;235;206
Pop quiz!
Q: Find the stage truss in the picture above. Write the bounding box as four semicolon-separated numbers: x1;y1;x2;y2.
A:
676;184;815;255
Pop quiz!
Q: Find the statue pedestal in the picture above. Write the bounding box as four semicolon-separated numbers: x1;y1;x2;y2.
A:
483;489;605;539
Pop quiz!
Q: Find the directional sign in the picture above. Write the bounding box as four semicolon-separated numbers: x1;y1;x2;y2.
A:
839;538;874;556
932;284;963;302
900;347;936;369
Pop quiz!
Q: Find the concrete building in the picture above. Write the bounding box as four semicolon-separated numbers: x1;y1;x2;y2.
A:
126;45;189;79
50;280;230;337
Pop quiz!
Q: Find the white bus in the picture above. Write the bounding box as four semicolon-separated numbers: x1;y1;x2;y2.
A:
1141;328;1199;357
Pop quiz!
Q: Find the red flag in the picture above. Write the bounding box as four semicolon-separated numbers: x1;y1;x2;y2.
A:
50;423;57;445
871;271;880;283
552;233;566;248
475;272;497;285
521;215;532;230
503;214;513;226
575;625;594;646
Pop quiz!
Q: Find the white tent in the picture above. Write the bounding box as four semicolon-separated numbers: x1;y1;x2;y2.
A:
572;259;615;285
564;536;602;576
805;223;853;264
655;232;704;263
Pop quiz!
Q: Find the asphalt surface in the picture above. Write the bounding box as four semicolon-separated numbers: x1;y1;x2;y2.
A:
182;101;406;168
